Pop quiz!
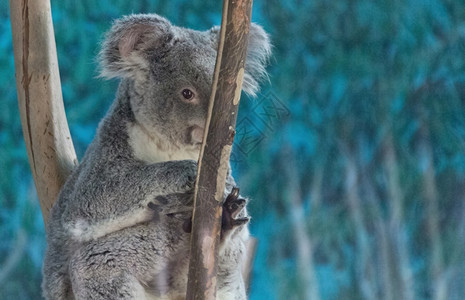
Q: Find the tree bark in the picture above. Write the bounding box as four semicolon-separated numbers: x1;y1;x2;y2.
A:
10;0;77;226
186;0;253;299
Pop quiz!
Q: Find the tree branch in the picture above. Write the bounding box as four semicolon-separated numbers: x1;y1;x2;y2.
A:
186;0;253;298
10;0;77;226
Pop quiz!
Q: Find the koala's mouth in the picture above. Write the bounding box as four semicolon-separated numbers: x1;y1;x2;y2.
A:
188;125;205;145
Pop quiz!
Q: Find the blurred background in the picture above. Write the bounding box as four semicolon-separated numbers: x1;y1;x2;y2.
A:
1;0;465;299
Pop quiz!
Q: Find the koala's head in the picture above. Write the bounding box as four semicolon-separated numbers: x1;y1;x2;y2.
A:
99;14;271;160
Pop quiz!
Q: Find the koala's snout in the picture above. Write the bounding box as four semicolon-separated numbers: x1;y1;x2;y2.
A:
189;125;205;145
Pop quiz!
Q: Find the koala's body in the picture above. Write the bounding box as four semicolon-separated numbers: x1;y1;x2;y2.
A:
42;14;270;300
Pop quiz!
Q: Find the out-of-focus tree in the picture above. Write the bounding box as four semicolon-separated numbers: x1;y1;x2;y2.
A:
240;0;465;299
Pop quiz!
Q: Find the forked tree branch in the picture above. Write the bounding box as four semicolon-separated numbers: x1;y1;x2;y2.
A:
10;0;77;226
186;0;253;298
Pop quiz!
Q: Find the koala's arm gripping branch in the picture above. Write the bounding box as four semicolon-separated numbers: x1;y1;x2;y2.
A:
10;0;78;226
186;0;253;299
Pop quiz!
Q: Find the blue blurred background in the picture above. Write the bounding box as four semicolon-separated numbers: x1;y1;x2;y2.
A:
2;0;465;299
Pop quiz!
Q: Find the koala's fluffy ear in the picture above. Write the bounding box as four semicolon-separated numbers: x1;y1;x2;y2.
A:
209;23;271;97
99;14;173;79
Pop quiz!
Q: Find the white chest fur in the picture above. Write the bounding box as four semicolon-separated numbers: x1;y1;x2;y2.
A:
127;122;200;164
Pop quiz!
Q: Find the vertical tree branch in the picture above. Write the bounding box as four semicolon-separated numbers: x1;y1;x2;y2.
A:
10;0;77;226
343;152;377;300
284;148;321;300
418;124;447;300
383;133;415;300
186;0;253;299
361;172;394;300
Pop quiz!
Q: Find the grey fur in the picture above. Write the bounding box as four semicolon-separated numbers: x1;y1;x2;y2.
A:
42;13;270;300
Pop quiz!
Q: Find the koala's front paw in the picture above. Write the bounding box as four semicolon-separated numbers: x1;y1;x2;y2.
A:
180;188;249;236
222;187;250;235
148;193;194;223
169;160;197;193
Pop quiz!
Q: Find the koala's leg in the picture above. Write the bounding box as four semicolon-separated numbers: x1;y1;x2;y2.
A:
42;270;73;300
217;188;250;300
217;228;249;300
71;271;145;300
69;220;189;300
42;247;74;300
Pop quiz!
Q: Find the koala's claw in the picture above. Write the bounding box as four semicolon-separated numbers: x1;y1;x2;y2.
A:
186;175;196;189
177;160;197;192
225;198;246;219
222;187;249;233
180;187;249;235
182;218;192;234
148;196;192;224
148;202;161;222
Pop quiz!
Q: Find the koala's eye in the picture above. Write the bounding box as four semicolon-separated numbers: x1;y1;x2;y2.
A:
181;89;195;100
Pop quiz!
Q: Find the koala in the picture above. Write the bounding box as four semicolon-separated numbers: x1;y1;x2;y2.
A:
42;13;270;300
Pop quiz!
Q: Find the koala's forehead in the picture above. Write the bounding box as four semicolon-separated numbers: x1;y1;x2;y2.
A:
151;28;217;74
